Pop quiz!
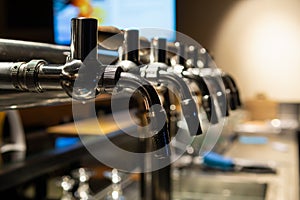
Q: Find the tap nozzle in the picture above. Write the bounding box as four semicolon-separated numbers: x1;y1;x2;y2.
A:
223;73;242;107
222;75;238;111
119;72;171;158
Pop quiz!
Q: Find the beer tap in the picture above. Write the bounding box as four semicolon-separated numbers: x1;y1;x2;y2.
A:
187;46;229;117
113;30;203;200
113;30;202;137
0;17;171;157
221;73;239;111
139;37;205;200
141;37;202;137
172;42;219;125
222;73;242;108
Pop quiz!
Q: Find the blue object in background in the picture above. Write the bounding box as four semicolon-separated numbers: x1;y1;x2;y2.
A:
55;137;80;148
239;136;268;145
203;152;234;171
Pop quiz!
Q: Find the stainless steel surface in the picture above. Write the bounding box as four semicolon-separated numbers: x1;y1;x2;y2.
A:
0;60;78;111
171;131;299;200
172;173;267;200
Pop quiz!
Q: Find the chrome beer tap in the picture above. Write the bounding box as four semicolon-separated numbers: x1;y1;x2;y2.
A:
0;17;171;158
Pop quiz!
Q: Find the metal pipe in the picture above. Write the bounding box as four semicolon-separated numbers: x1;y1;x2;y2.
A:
0;38;69;64
0;59;85;111
0;60;64;92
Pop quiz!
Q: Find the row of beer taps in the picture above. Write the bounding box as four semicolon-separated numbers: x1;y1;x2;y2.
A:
0;17;242;200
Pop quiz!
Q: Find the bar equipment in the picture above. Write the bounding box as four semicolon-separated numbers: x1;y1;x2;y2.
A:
0;14;244;200
107;28;206;199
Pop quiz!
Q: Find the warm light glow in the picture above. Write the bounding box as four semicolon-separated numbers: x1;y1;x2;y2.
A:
246;13;300;73
213;0;300;102
271;119;281;128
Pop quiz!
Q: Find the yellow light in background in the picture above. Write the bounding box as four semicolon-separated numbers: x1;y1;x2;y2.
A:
213;0;300;102
247;13;300;71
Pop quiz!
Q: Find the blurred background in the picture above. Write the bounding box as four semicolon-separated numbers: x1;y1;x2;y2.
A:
0;0;299;199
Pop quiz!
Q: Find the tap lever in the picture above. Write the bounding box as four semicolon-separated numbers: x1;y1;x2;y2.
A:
141;64;203;136
151;38;167;64
182;73;219;124
70;17;98;61
122;29;140;64
174;42;186;67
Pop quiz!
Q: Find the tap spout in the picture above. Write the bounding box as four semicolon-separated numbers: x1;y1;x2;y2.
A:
223;73;242;107
118;72;171;158
183;73;219;124
158;71;202;136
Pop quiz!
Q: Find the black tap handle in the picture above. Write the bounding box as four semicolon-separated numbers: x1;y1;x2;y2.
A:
196;76;219;124
199;47;210;68
174;42;186;66
222;76;237;111
180;100;203;136
210;77;229;117
151;38;167;63
123;29;140;64
71;17;98;61
187;45;198;68
224;74;242;107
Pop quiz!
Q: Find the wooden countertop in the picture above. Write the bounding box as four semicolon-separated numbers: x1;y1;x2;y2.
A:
47;111;135;136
